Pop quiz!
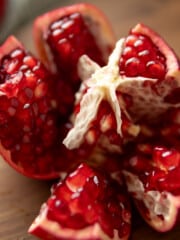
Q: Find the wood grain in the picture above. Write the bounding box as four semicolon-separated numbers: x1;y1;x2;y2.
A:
0;0;180;239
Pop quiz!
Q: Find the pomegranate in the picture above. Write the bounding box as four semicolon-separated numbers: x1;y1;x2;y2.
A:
29;163;131;240
0;2;179;237
33;3;116;118
123;143;180;232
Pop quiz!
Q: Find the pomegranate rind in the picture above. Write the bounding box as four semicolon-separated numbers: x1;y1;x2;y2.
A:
0;140;59;180
123;171;180;232
33;3;116;72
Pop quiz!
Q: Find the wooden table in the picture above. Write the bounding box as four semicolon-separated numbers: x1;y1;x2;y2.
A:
0;0;180;239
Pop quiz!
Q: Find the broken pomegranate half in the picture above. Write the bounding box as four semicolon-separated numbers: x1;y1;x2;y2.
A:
33;3;116;119
123;143;180;232
29;163;131;240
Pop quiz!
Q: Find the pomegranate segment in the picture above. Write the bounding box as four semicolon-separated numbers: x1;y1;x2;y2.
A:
0;36;92;179
33;3;116;119
34;3;115;70
46;12;105;86
123;144;180;232
29;163;131;240
0;36;60;178
118;23;180;122
119;33;166;79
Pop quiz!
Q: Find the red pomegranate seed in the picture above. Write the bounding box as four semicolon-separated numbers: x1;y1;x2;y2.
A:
153;146;180;170
146;60;165;79
125;35;138;46
124;57;145;76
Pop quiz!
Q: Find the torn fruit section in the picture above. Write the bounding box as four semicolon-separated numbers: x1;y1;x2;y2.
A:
29;163;131;240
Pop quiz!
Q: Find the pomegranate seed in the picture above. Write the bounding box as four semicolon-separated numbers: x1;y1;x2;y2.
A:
154;147;180;170
124;57;145;76
122;46;137;59
10;49;24;59
146;60;165;79
125;35;138;46
138;49;151;62
23;55;37;68
134;39;145;51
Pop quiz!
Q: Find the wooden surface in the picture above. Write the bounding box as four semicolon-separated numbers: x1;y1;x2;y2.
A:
0;0;180;239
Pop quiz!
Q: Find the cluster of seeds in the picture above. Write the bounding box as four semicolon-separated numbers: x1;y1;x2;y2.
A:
47;163;131;238
0;48;60;175
125;144;180;195
119;34;166;80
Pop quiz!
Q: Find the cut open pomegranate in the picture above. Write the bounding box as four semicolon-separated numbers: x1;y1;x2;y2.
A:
0;3;180;237
33;3;116;119
123;144;180;232
29;163;131;240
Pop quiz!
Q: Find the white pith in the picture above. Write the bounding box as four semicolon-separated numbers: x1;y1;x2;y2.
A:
28;203;127;240
123;171;180;232
63;37;180;150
